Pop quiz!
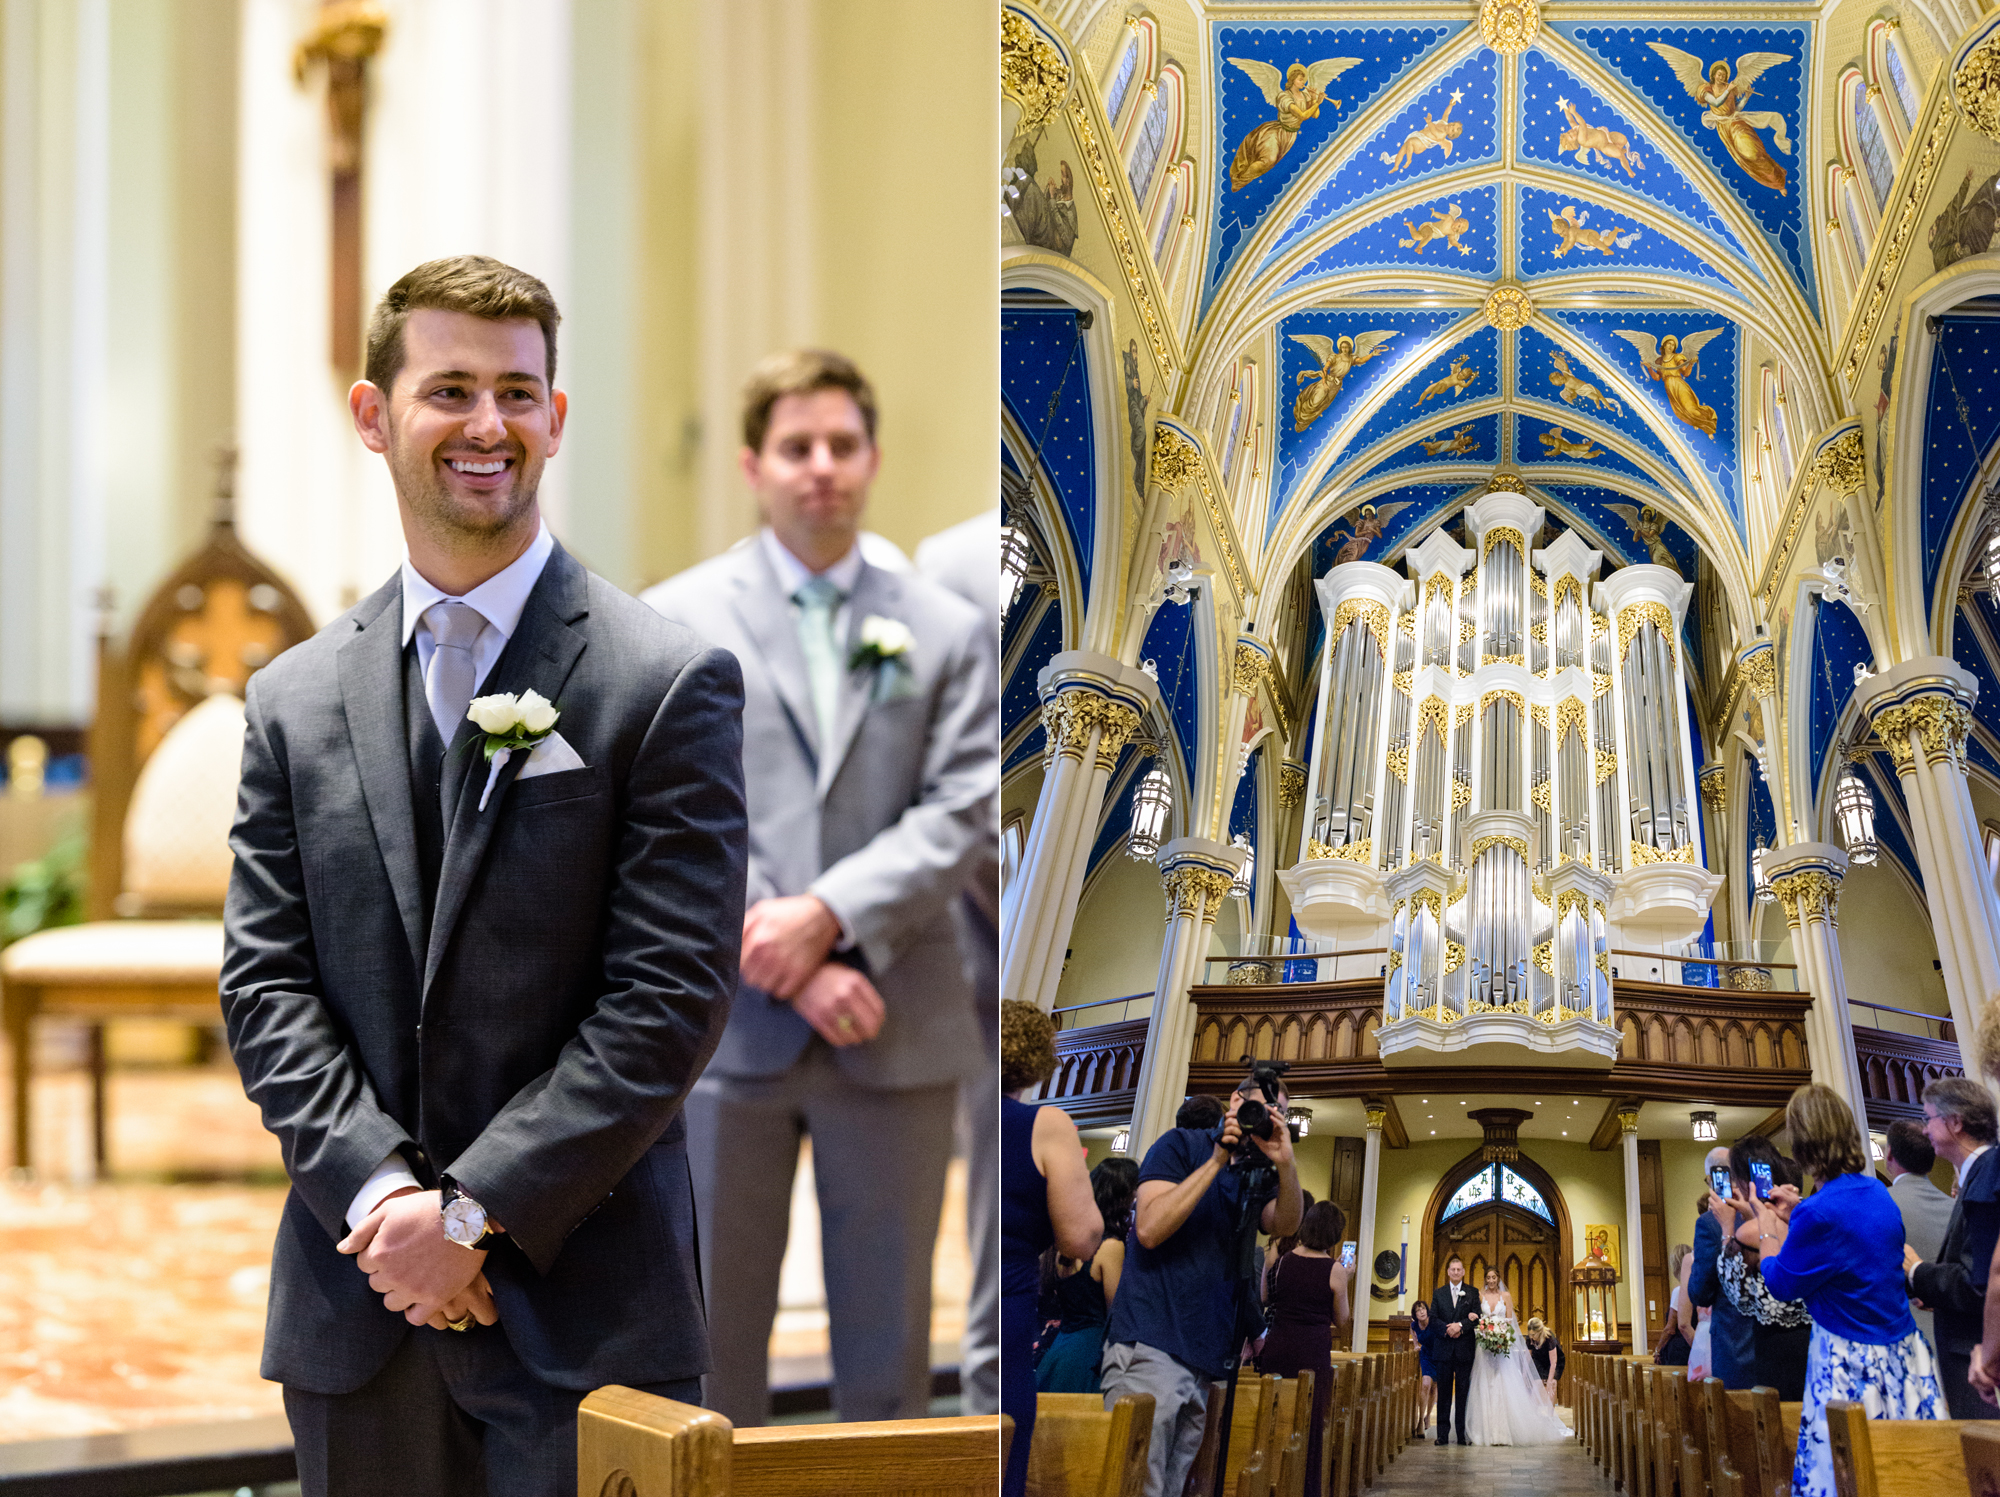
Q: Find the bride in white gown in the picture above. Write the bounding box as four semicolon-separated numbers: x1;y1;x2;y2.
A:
1464;1270;1570;1446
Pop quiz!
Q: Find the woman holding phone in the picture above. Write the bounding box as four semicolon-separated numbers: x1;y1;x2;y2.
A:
1717;1137;1812;1398
1749;1084;1943;1497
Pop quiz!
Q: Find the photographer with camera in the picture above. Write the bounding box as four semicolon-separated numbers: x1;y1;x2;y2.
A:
1099;1071;1303;1497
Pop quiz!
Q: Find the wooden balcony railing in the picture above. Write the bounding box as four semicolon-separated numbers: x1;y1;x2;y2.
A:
1039;979;1954;1126
1854;1024;1963;1124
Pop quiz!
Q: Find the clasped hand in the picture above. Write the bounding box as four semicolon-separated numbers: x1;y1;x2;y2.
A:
1207;1112;1295;1172
337;1187;497;1330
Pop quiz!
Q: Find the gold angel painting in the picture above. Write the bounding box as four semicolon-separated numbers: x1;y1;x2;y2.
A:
1612;327;1726;439
1380;90;1466;174
1606;503;1681;573
1328;500;1413;564
1645;42;1795;192
1418;425;1480;457
1226;56;1362;192
1290;330;1398;431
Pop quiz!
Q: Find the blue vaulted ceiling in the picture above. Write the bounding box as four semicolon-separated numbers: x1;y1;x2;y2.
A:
1192;7;1821;599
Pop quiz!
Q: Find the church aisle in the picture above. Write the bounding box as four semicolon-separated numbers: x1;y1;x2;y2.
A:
1374;1435;1608;1497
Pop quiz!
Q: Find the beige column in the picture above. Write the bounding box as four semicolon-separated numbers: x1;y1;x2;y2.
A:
1351;1104;1386;1352
1127;838;1241;1153
1620;1106;1648;1351
1000;651;1159;1012
1767;846;1871;1158
1860;660;1996;1049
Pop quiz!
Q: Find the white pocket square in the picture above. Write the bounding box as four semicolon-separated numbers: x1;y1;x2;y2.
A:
516;730;587;780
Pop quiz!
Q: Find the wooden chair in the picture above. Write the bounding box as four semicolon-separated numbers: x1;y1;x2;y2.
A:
1;504;312;1174
1025;1393;1153;1497
1960;1423;2000;1497
1824;1400;1968;1497
577;1387;1003;1497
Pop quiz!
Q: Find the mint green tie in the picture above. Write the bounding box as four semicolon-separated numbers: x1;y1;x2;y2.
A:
793;575;844;750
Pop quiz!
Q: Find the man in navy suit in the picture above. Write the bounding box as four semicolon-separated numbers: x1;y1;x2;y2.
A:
1430;1255;1479;1444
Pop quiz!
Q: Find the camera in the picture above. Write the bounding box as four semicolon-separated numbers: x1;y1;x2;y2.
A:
1219;1057;1291;1170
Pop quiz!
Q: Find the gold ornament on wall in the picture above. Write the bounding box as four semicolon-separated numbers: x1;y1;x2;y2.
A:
1332;598;1393;658
1277;761;1307;807
1617;602;1678;665
1628;841;1696;865
1483;283;1534;330
1955;28;2000;143
1307;837;1373;864
1805;427;1866;496
1149;425;1202;492
1233;641;1272;695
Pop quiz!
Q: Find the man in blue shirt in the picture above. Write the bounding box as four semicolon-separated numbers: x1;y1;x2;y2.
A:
1689;1144;1756;1388
1101;1086;1304;1497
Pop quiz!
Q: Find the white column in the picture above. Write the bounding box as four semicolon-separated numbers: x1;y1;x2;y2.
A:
1768;847;1872;1160
1000;651;1158;1012
1127;838;1242;1153
1860;660;1997;1050
1351;1106;1386;1352
1620;1106;1648;1351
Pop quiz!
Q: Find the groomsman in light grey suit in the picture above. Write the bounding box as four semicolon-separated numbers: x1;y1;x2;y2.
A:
222;256;748;1496
643;350;997;1425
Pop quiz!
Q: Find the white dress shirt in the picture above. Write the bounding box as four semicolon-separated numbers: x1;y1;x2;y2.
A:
758;527;863;634
343;524;557;1231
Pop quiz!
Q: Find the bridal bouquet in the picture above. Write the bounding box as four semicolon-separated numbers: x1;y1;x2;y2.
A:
1475;1319;1517;1356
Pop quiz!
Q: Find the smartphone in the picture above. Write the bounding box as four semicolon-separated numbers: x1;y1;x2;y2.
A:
1341;1242;1357;1270
1749;1160;1774;1201
1709;1165;1732;1199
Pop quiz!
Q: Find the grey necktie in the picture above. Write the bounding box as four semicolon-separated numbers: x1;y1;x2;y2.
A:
424;600;488;745
792;575;844;750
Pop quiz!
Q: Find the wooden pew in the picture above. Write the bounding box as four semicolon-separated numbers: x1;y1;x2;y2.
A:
577;1387;1000;1497
1181;1382;1226;1497
1718;1386;1791;1497
1025;1394;1154;1497
1824;1400;1969;1497
1959;1423;2000;1496
1219;1374;1281;1497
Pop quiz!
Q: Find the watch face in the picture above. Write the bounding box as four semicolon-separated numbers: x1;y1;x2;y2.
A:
442;1196;486;1245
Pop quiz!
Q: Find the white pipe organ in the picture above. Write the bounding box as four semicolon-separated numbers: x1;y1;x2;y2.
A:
1277;493;1719;1067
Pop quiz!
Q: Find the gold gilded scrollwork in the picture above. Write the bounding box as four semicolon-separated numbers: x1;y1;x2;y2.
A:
1000;10;1071;133
1483;526;1526;559
1699;764;1728;809
1596;951;1612;976
1871;693;1974;771
1455;703;1475;729
1387;742;1410;781
1594;748;1618;784
1555;696;1587;747
1041;689;1141;770
1451;777;1473;811
1307;837;1373;864
1425;573;1455;603
1808;427;1866;496
1617;602;1677;666
1163;865;1235;925
1469;834;1529;864
1479;0;1541;54
1592;670;1613;698
1480;688;1526;717
1533;941;1553;975
1628;841;1696;865
1149;425;1202;492
1555;889;1589;921
1532;778;1553;812
1417;695;1451;743
1956;28;2000;143
1400;611;1417;636
1393;669;1414;696
1531;702;1550;729
1333;599;1392;659
1529;571;1548;598
1769;868;1842;926
1484;283;1533;330
1233;641;1271;694
1278;762;1306;807
1409;888;1444;921
1550;574;1582;614
1444;941;1467;973
1460;618;1479;645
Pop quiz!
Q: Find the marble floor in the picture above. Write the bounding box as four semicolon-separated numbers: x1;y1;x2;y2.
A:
0;1044;972;1443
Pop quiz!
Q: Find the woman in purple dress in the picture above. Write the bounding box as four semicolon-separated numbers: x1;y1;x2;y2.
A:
1257;1201;1351;1497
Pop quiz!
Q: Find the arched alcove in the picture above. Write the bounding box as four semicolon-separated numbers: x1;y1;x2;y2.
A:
1417;1147;1575;1351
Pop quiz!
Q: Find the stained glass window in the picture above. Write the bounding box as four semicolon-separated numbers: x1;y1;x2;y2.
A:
1499;1166;1554;1223
1152;170;1181;260
1105;37;1140;130
1885;41;1919;134
1855;85;1894;210
1128;89;1170;208
1441;1166;1496;1220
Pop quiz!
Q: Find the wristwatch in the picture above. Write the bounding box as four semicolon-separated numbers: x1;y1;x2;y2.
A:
440;1176;502;1251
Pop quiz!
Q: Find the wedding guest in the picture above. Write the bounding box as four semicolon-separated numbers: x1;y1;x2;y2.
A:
1691;1145;1758;1387
1955;1002;2000;1409
1037;1158;1139;1394
1259;1201;1351;1497
1000;1001;1100;1497
1884;1117;1952;1355
1908;1075;2000;1418
1686;1198;1714;1382
1654;1244;1693;1367
1263;1189;1317;1300
1410;1299;1439;1435
1753;1084;1943;1497
1524;1317;1566;1404
645;348;997;1426
1717;1139;1810;1399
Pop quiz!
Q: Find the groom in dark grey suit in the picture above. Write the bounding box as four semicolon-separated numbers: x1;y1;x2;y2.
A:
1430;1255;1480;1445
643;350;997;1424
222;256;747;1496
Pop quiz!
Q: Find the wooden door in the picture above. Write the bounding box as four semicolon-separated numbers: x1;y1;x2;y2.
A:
1433;1203;1564;1343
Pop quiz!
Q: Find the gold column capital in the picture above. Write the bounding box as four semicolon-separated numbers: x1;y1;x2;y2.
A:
1364;1103;1389;1132
1161;863;1235;926
1040;687;1142;772
1769;868;1842;928
1617;1107;1641;1135
1277;760;1307;808
1869;691;1974;774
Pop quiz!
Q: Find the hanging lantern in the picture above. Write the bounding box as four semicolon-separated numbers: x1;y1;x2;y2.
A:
1127;766;1174;860
1690;1110;1718;1142
1834;768;1878;866
1229;833;1255;898
1286;1105;1314;1139
1752;840;1775;904
1111;1127;1131;1155
1000;525;1033;619
1985;524;2000;584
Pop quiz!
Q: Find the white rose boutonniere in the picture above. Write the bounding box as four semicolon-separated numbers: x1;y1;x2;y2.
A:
850;615;917;705
466;688;562;810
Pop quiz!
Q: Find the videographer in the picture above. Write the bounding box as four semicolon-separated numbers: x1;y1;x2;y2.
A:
1099;1078;1303;1497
